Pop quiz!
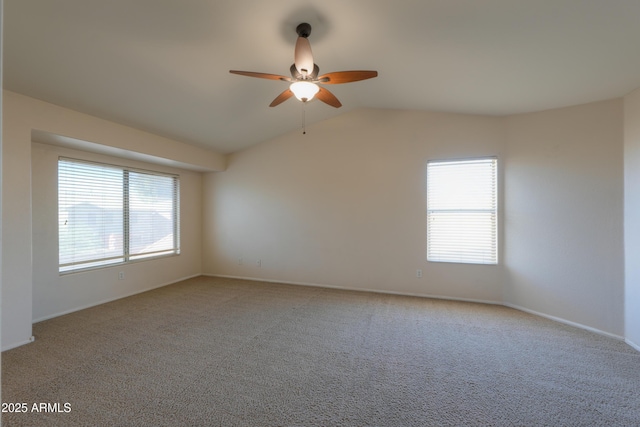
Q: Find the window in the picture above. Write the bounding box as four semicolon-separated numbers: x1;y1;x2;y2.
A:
58;158;180;273
426;157;497;264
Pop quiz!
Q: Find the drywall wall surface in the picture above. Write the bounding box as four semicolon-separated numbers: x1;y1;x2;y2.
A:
11;91;226;172
2;91;212;350
624;88;640;348
204;108;506;302
504;99;624;336
2;92;34;349
30;143;203;321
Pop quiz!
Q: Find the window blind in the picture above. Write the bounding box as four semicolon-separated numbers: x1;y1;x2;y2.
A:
127;170;180;261
59;158;180;273
426;158;497;264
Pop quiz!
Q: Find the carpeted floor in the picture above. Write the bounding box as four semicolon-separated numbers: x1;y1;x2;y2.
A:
2;276;639;426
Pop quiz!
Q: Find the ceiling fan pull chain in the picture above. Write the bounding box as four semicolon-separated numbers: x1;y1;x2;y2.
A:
302;103;307;135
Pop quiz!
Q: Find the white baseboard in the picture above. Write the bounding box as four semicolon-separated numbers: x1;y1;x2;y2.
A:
206;274;503;306
209;274;633;348
11;273;637;354
502;302;625;341
2;336;35;352
32;274;200;324
626;338;640;352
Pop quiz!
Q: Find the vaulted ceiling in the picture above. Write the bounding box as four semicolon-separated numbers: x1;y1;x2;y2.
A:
5;0;640;153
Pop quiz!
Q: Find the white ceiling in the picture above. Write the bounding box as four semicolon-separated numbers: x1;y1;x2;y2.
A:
5;0;640;154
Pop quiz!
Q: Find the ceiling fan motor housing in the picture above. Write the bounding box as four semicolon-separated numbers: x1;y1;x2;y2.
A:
290;63;319;80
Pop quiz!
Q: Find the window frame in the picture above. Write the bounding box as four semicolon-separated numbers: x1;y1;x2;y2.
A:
58;157;180;274
426;156;498;265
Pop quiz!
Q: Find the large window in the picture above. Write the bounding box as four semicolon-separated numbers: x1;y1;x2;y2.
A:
426;157;497;264
58;158;180;273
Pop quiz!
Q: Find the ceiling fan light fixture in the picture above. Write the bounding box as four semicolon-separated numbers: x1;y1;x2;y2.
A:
290;81;319;102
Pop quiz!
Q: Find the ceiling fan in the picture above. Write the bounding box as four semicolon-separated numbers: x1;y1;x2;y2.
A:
230;23;378;108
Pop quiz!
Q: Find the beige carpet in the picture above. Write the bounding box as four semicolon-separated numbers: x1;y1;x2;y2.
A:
2;276;639;426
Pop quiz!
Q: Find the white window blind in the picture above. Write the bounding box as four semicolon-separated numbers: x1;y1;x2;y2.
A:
426;157;497;264
59;158;180;273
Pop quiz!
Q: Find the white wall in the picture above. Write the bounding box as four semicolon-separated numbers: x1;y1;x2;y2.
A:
3;91;635;349
205;101;628;339
624;89;640;350
31;143;203;322
504;99;625;337
3;92;35;350
204;108;506;303
2;90;225;350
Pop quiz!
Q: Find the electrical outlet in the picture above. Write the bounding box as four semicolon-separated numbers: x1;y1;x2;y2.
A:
118;271;125;280
238;257;243;265
257;259;261;267
416;269;422;278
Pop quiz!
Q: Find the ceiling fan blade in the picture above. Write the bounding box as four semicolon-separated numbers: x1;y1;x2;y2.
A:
269;89;294;107
316;87;342;108
318;71;378;84
229;70;291;82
